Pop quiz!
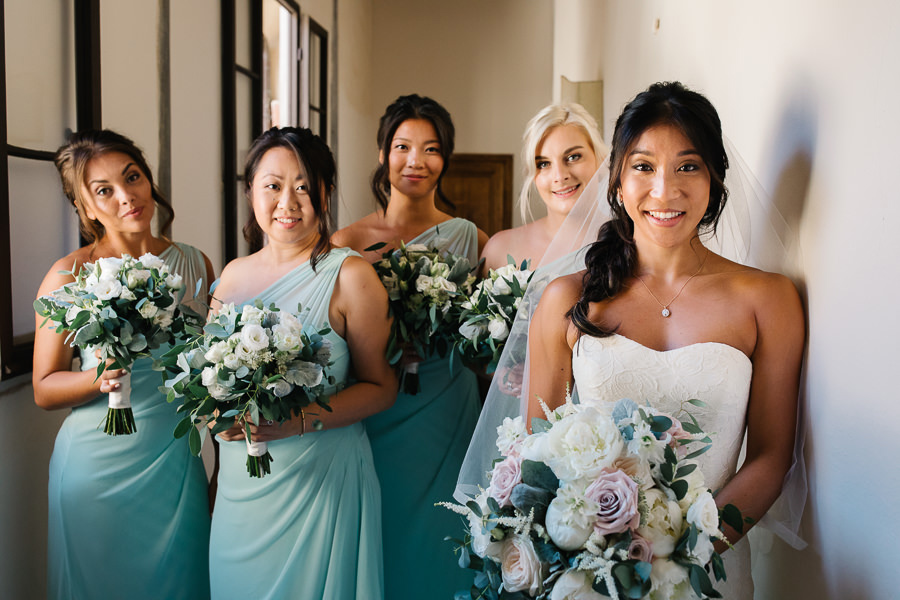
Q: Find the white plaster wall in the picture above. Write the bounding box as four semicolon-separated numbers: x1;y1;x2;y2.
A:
367;0;554;228
552;0;605;101
600;0;900;597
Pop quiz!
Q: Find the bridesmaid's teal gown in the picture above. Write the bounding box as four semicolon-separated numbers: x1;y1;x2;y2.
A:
47;243;211;600
366;218;482;598
208;248;383;600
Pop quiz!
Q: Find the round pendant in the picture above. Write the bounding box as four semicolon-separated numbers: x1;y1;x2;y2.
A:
661;307;671;318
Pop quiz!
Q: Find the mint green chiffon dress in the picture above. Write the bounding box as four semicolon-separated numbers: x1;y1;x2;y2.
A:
365;218;481;598
47;242;211;600
208;248;383;600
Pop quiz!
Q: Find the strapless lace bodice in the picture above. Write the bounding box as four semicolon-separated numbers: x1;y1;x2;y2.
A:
572;333;754;598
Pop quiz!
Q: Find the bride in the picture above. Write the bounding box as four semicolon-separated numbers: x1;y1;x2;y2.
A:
526;81;805;598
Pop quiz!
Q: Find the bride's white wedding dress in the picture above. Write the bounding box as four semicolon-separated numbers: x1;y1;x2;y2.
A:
572;333;754;599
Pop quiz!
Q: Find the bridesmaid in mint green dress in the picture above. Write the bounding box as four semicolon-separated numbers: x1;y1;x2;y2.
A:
34;130;215;599
210;127;396;600
333;94;488;598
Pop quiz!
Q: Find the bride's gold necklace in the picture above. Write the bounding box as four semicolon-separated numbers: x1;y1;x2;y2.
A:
635;248;709;318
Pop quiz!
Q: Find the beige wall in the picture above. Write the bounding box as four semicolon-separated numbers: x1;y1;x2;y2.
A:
601;0;900;597
366;0;555;228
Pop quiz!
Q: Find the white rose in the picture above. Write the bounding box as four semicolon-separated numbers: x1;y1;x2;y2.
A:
95;256;124;280
125;269;152;289
433;276;457;294
201;366;218;387
204;341;227;364
688;532;715;565
545;492;595;551
208;382;230;400
459;320;487;342
119;287;136;301
266;379;292;397
92;278;123;301
549;570;604;600
499;536;545;596
415;274;434;293
638;489;684;558
488;317;510;341
493;264;517;280
676;461;708;511
240;304;267;325
222;352;241;370
165;272;184;291
233;342;256;365
153;310;174;329
528;407;624;484
686;491;719;537
137;253;164;270
491;277;512;296
240;323;270;352
514;269;533;288
272;321;302;352
138;301;159;319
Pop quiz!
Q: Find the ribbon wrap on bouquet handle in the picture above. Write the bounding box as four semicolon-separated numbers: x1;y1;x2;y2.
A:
246;438;269;458
107;371;132;409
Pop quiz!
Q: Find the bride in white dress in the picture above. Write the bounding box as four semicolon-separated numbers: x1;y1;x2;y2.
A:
527;82;805;598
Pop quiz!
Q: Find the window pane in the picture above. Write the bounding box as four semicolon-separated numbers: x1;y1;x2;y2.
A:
8;157;80;338
236;73;254;170
4;0;76;150
235;0;253;68
263;0;296;128
236;181;250;258
309;32;321;109
310;108;321;136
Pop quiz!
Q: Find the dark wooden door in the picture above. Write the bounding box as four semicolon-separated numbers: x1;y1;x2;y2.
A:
440;153;513;236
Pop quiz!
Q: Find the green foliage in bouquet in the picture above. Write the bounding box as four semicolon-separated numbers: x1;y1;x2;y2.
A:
160;299;334;477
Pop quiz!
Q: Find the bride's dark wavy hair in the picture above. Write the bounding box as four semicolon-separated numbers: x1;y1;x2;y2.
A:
243;127;335;270
568;81;729;337
370;93;456;211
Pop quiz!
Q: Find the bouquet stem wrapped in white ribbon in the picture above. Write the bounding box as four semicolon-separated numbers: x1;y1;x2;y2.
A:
34;253;193;436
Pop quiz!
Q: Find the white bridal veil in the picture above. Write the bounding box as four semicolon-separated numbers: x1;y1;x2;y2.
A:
455;139;808;550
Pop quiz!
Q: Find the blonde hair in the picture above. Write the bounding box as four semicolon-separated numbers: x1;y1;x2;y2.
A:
518;103;607;223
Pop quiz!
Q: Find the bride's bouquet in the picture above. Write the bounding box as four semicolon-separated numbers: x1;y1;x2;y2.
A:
440;395;748;600
452;258;533;374
34;253;192;435
366;240;476;394
161;300;333;477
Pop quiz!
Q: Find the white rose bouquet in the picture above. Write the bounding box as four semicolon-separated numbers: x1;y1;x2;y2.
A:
365;239;476;394
440;395;749;600
34;253;193;435
452;257;533;374
160;300;334;478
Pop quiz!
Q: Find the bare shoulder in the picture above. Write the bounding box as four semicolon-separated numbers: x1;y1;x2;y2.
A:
336;254;381;289
213;254;258;304
539;272;585;312
332;212;383;250
481;228;515;271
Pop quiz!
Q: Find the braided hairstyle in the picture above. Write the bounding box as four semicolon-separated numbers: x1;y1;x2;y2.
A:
370;94;456;211
243;127;336;270
568;82;729;336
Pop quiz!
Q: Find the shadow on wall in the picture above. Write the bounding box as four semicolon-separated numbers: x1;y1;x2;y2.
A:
751;76;830;600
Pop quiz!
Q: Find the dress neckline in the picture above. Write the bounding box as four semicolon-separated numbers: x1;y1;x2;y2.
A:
578;333;752;367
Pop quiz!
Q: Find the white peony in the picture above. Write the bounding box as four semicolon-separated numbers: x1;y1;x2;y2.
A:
495;416;528;456
240;323;270;352
638;489;684;558
222;352;241;370
488;317;510;341
525;407;624;484
549;570;604;600
648;559;696;600
545;490;595;551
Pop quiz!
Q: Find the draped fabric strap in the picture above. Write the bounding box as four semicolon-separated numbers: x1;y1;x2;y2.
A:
409;217;480;266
